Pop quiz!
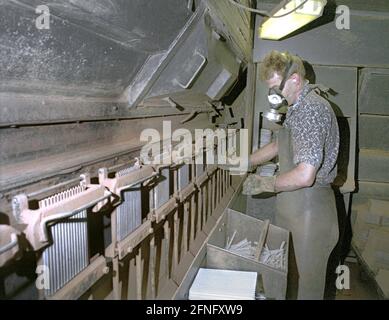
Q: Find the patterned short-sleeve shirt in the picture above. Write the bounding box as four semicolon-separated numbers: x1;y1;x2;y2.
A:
284;83;339;185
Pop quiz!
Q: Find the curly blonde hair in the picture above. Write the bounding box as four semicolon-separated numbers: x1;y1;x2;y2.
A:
259;50;306;81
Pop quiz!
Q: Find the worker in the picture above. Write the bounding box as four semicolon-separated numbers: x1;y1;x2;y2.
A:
243;50;340;299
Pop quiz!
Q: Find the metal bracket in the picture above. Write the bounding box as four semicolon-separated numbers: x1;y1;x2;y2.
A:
118;172;157;193
174;51;207;89
163;97;185;112
181;110;200;124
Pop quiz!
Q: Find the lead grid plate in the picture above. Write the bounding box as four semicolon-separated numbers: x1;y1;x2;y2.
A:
40;185;89;297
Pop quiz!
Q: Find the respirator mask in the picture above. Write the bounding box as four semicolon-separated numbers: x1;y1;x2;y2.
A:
264;59;296;123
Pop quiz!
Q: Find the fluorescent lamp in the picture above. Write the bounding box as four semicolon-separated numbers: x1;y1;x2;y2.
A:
259;0;327;40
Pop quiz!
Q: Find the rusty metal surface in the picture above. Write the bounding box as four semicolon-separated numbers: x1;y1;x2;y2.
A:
0;113;212;194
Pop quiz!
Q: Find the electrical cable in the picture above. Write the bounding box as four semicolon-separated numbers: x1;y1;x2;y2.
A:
270;0;310;18
227;0;269;16
227;0;311;18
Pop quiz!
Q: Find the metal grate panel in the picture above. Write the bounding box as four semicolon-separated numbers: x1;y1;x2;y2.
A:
116;186;142;241
178;164;190;190
40;185;88;297
150;168;170;210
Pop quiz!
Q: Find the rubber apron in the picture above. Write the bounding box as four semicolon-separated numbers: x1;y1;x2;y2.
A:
275;127;339;300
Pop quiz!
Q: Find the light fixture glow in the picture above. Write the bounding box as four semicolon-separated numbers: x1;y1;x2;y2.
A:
259;0;327;40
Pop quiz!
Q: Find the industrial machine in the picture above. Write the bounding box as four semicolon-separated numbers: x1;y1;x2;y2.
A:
0;0;252;300
1;0;388;300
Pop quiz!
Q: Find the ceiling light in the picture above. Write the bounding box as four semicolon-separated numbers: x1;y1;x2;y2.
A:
259;0;327;40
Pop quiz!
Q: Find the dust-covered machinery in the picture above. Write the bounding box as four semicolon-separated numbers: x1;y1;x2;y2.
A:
0;0;256;299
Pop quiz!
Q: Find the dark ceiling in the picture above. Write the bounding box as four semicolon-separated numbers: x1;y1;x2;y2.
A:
259;0;389;13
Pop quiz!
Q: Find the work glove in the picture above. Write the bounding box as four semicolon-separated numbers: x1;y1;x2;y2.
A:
242;174;277;195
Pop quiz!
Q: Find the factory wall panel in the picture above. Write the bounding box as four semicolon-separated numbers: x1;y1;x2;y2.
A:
359;69;389;115
359;116;389;151
358;149;389;183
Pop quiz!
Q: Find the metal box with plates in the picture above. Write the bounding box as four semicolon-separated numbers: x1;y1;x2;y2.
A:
12;174;112;299
174;208;289;300
99;163;156;259
146;150;177;224
99;162;156;299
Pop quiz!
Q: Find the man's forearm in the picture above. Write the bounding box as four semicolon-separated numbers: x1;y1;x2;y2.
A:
275;163;316;192
249;142;278;166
